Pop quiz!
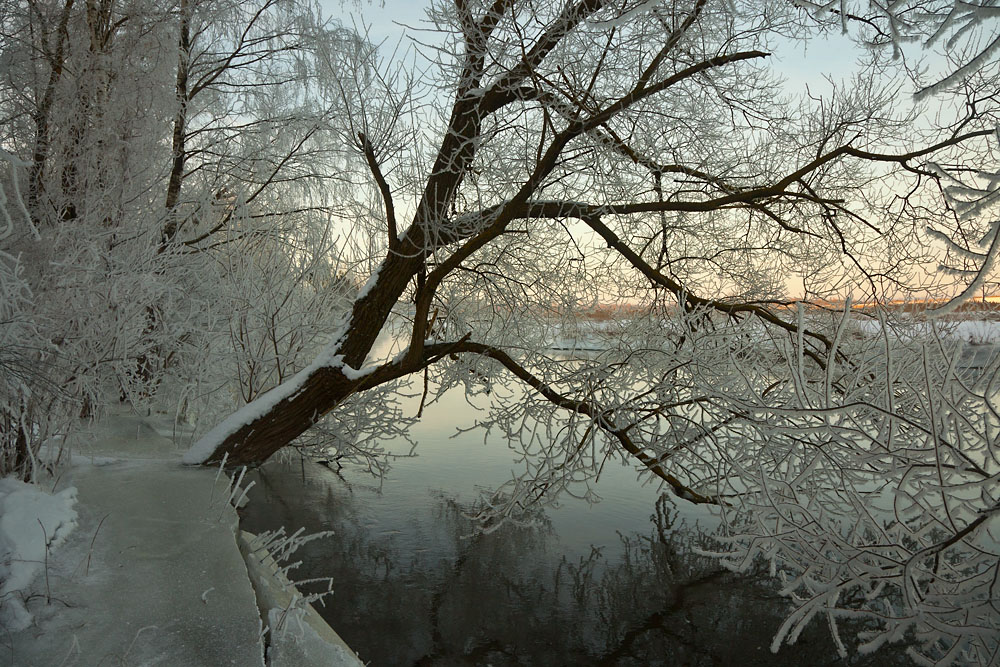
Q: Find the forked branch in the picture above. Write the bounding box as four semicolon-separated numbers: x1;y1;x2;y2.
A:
358;131;398;249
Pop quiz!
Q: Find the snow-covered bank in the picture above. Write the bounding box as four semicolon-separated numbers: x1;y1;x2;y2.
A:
0;477;77;632
852;315;1000;344
6;459;266;666
239;530;362;666
2;412;361;666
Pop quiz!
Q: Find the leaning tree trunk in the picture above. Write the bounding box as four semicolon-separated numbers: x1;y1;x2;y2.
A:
199;244;426;466
203;366;356;466
196;83;488;467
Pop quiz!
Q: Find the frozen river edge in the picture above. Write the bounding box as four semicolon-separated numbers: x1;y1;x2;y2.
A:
6;412;363;666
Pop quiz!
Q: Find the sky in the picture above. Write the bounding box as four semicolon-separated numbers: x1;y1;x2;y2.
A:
327;1;964;104
323;0;430;46
322;0;870;93
315;1;957;301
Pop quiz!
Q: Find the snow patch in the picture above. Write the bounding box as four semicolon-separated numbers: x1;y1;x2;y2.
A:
0;478;77;631
355;261;383;301
946;319;1000;343
339;363;376;381
267;606;360;666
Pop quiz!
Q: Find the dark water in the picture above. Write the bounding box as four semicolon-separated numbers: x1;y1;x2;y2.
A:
240;372;910;666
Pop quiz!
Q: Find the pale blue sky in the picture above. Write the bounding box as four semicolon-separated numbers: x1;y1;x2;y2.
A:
322;0;870;95
323;0;430;45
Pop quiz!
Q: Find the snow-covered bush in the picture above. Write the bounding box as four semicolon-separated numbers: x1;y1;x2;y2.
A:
0;151;64;481
0;0;361;455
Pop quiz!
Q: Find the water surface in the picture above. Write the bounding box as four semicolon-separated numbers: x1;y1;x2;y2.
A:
240;356;909;666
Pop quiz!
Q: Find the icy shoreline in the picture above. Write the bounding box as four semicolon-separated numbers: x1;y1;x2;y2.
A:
3;411;362;666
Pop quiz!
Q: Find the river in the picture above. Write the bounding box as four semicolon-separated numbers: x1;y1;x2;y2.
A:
239;337;913;666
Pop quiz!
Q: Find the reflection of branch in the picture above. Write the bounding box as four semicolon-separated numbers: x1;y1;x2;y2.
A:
412;547;467;667
595;570;728;665
412;506;528;667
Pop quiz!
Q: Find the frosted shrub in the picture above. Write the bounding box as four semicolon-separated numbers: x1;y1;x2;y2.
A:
0;151;62;480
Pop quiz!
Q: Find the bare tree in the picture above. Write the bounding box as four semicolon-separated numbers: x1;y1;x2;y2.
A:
181;1;1000;663
0;0;995;660
188;0;989;468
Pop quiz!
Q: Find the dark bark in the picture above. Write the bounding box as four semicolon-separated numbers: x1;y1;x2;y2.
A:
161;0;190;246
192;7;772;470
205;366;355;466
197;82;486;465
1;405;33;481
196;1;658;467
27;0;75;222
194;0;989;479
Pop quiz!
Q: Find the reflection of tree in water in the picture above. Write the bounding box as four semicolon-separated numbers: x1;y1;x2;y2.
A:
585;496;908;667
241;465;910;666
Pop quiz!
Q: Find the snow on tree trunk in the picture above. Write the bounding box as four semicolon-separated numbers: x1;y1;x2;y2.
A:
188;248;424;466
187;364;355;466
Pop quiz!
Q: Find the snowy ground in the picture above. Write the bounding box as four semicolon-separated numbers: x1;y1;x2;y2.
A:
1;409;362;666
852;314;1000;344
0;477;77;634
